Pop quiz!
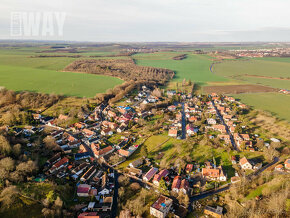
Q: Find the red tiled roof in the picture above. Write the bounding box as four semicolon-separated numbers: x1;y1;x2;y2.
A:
172;176;181;190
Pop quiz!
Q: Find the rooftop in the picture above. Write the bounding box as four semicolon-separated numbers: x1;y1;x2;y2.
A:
151;195;173;213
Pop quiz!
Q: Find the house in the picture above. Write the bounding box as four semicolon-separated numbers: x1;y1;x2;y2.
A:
109;122;118;130
74;122;86;129
172;176;181;193
218;134;231;144
33;113;41;120
185;164;193;174
107;111;116;118
168;129;178;137
168;105;176;111
239;157;252;170
188;116;198;123
213;125;226;134
143;167;158;182
186;124;195;136
78;212;100;218
83;129;96;138
98;188;110;196
153;169;169;186
81;166;96;182
71;162;89;175
231;176;241;184
129;158;143;168
75;152;91;161
92;146;114;158
58;114;69;120
284;159;290;170
179;179;189;194
118;149;131;157
101;128;113;136
202;166;227;181
167;90;176;97
207;118;216;125
49;157;69;173
77;184;91;197
127;167;142;177
253;163;262;170
240;134;250;141
231;156;237;164
275;164;284;172
46;152;61;165
117;123;127;133
150;195;173;218
204;206;223;218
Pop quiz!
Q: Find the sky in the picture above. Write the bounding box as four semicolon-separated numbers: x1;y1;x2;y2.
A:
0;0;290;42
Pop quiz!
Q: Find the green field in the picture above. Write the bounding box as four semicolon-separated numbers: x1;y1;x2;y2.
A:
0;48;123;97
232;92;290;121
213;57;290;89
134;52;227;84
214;58;290;78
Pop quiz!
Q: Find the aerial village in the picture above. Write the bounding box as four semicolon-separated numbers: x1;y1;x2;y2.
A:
11;85;289;218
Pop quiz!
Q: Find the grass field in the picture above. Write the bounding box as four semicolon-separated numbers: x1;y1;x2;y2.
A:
232;92;290;122
0;48;123;97
213;57;290;89
239;76;290;89
134;52;227;84
214;58;290;78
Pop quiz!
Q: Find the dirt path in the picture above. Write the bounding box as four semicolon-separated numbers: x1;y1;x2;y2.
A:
244;74;290;81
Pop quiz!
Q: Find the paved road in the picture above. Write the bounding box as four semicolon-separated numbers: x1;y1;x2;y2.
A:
111;170;119;218
190;184;230;202
211;100;239;151
181;102;186;139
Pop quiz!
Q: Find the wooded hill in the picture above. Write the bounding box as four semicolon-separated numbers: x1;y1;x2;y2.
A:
64;59;175;84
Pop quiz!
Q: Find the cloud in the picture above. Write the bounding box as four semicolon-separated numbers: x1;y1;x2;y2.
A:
0;0;290;41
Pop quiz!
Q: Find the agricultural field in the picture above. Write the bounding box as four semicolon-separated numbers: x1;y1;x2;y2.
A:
134;52;227;84
213;57;290;89
232;92;290;122
203;84;277;94
0;48;123;97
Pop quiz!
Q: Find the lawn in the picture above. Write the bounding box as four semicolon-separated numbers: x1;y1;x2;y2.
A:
134;52;227;84
232;92;290;122
0;48;124;97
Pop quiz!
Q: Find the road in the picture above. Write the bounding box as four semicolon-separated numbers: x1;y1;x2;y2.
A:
181;102;186;139
211;100;239;151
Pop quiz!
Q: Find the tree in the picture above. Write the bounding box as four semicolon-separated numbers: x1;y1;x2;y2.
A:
263;147;279;161
43;136;59;151
118;175;130;186
177;192;189;207
0;135;11;155
240;141;246;151
182;78;186;87
158;178;168;195
12;144;21;157
0;186;19;209
46;190;55;204
16;160;38;175
0;157;15;171
130;182;141;191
